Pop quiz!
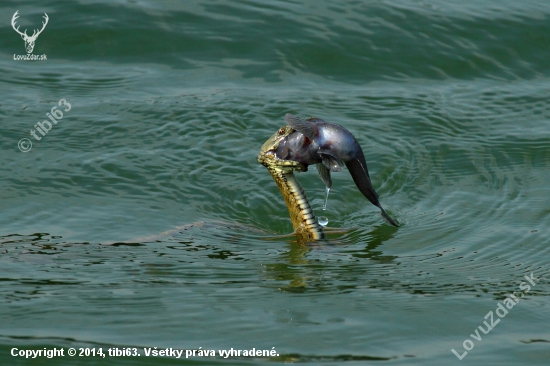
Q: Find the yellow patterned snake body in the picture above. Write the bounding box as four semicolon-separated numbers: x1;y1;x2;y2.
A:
258;126;325;242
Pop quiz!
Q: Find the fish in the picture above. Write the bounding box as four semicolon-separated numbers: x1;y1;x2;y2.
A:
275;114;399;227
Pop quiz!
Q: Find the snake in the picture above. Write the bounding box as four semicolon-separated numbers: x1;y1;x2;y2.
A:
258;125;325;242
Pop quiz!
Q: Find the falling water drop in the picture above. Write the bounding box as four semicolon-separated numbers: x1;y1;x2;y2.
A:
318;216;329;227
322;186;330;210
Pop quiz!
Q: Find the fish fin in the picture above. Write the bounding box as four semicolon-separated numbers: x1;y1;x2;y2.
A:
316;163;332;189
380;207;399;227
346;159;399;226
306;117;327;123
345;158;379;205
319;149;344;172
284;114;318;140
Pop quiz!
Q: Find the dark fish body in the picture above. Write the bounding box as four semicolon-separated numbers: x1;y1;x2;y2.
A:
275;119;360;168
276;114;399;227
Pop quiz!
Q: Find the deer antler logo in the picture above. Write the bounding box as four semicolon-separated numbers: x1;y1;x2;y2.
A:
12;11;49;54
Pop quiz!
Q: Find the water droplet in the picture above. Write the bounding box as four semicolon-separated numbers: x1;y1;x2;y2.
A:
318;216;328;227
323;187;330;210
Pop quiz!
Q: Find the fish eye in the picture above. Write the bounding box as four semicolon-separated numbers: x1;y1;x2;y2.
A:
278;127;285;135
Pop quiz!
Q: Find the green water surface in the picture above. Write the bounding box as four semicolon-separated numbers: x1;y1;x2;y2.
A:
1;1;549;365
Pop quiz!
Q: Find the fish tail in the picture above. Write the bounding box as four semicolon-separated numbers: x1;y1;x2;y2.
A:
380;207;399;227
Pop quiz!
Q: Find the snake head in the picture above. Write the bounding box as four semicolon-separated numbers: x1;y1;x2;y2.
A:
258;125;308;173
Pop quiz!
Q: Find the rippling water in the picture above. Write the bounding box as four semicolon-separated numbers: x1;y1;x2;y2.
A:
1;1;550;365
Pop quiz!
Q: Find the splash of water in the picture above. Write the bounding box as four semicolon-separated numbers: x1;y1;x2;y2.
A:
318;186;330;227
323;186;330;210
